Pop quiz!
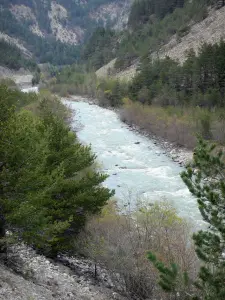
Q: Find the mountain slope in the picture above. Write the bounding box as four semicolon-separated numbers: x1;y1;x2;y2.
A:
0;0;133;64
96;0;225;80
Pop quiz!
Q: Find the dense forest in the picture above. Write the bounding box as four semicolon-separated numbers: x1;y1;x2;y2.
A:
0;9;80;66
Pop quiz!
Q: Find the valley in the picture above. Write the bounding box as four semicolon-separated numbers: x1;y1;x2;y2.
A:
1;1;225;299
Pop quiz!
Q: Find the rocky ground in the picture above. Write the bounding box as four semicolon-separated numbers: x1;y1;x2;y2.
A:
0;244;125;300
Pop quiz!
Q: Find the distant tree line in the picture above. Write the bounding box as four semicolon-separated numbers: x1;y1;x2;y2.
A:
81;28;118;69
128;0;185;29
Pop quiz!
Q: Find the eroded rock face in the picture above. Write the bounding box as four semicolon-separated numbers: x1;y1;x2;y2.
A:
0;244;126;300
10;4;45;38
0;32;32;58
7;0;133;46
89;0;133;31
154;6;225;63
48;2;84;45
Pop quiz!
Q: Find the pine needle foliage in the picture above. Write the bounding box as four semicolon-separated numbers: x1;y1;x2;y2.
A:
181;138;225;299
0;85;113;257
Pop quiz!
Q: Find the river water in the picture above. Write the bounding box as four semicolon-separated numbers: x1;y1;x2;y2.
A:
65;99;202;227
22;86;39;93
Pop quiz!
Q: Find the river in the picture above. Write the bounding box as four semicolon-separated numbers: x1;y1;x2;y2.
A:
65;99;202;227
21;85;202;226
22;86;39;93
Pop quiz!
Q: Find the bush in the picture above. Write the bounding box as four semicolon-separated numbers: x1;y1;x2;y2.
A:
77;200;198;299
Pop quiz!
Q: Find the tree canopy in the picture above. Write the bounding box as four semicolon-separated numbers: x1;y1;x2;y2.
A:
0;85;113;257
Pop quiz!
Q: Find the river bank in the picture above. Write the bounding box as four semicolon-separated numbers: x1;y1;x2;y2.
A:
66;95;193;167
0;89;197;300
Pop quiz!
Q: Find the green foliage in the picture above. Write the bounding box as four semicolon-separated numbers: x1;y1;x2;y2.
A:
82;28;118;70
148;138;225;299
32;70;41;86
0;39;37;71
0;85;113;257
49;64;127;107
148;252;186;293
129;41;225;108
181;139;225;299
98;78;127;107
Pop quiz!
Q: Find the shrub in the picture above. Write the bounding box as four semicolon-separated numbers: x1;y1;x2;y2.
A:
77;200;198;299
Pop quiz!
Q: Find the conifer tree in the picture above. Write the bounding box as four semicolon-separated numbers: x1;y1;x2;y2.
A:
0;86;113;257
148;138;225;299
181;139;225;299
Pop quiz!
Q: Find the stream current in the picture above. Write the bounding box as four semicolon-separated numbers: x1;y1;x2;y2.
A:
65;99;202;226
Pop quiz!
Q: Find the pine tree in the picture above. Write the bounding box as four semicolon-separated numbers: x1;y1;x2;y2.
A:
147;252;191;298
181;139;225;299
148;138;225;299
0;86;114;257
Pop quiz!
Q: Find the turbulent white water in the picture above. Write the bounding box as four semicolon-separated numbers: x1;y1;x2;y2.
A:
22;86;39;93
66;100;203;226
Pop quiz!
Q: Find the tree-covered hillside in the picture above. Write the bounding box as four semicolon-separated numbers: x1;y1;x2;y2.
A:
0;9;80;66
80;0;225;71
0;39;37;71
0;0;132;68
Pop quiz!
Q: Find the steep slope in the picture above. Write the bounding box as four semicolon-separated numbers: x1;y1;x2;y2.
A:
0;244;124;300
0;0;133;69
96;1;225;80
153;5;225;63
